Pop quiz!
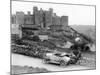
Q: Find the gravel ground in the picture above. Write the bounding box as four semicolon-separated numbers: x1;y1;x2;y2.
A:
78;52;96;69
11;65;50;75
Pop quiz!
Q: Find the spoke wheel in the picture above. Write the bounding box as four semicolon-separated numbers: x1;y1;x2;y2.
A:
60;60;67;67
43;59;49;64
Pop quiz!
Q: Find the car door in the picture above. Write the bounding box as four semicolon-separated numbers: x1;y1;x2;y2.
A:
52;54;61;62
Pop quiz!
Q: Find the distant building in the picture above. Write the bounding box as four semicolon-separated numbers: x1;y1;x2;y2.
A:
11;7;69;29
11;15;16;24
11;12;25;25
60;16;68;26
45;10;52;27
39;8;44;28
33;7;40;25
52;15;61;25
24;11;34;25
16;12;25;24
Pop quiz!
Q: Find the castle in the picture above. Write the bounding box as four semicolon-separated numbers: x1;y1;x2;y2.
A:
11;6;68;28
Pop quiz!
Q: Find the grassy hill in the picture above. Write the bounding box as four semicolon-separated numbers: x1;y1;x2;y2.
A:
70;25;96;44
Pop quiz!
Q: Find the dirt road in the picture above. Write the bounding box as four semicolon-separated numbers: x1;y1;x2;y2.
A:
12;53;90;72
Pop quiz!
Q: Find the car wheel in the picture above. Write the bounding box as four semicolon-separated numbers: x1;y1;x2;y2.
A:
43;59;49;64
60;60;67;67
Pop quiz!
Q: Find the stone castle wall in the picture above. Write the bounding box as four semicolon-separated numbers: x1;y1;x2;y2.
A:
11;7;68;28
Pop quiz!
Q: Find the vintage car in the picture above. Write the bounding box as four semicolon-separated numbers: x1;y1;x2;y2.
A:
43;52;75;66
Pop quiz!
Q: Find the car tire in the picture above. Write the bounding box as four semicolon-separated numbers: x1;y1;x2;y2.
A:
60;60;67;67
43;59;49;64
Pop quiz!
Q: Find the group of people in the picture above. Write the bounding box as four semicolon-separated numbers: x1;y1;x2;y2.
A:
70;47;82;64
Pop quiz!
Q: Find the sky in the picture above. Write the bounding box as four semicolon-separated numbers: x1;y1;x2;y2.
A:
12;1;95;25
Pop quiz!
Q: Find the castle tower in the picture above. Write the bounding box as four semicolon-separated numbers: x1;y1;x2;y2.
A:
33;6;40;25
16;12;24;25
60;16;68;26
